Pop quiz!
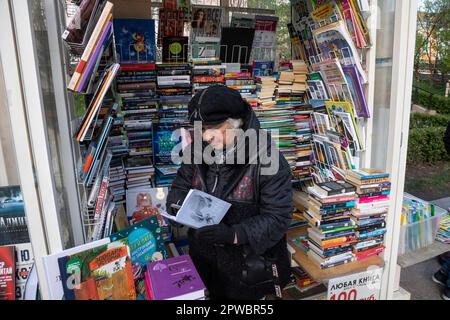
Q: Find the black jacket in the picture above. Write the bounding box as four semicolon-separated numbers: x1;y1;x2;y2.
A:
167;106;293;299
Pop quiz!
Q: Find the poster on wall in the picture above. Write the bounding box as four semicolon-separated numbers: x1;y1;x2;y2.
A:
327;267;383;300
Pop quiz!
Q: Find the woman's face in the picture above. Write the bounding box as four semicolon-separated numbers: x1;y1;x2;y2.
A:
196;10;204;21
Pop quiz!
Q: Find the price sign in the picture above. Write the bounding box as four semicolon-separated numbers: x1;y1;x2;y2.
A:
327;267;383;300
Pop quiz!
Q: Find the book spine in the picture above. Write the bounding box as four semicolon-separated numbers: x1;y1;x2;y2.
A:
77;21;113;92
68;3;113;90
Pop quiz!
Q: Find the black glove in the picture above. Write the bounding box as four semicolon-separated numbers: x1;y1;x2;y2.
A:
195;224;236;245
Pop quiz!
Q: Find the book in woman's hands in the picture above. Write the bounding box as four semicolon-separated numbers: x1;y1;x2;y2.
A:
160;190;231;229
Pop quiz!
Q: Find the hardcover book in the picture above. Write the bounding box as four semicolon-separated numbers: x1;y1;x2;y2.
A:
0;186;29;246
114;19;156;63
58;241;136;300
110;216;168;299
147;255;206;300
0;246;15;300
162;36;188;62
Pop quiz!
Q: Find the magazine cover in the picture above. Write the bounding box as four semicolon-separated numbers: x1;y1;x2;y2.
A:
0;186;29;246
252;15;278;48
114;19;156;63
0;246;15;300
313;21;368;83
191;6;222;42
110;216;168;299
342;64;370;118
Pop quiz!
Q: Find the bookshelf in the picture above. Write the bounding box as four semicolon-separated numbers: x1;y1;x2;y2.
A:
287;226;385;284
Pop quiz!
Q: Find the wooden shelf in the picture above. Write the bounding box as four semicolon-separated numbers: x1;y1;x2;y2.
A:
287;227;385;284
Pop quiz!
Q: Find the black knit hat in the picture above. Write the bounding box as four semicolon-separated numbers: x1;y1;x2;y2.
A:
188;85;249;125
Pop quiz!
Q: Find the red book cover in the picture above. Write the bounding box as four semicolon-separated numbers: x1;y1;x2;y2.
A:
355;246;385;261
358;194;389;204
120;63;156;72
0;246;16;300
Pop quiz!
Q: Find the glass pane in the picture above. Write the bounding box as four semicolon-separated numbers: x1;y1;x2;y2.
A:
371;0;396;169
29;0;75;249
0;57;36;300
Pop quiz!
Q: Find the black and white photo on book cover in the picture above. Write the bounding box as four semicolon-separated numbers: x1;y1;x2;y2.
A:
161;189;231;229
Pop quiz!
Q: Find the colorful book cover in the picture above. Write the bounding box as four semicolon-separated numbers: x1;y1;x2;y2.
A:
88;245;136;300
342;65;369;118
252;61;275;78
114;19;156;63
162;36;188;63
313;21;367;83
110;216;167;299
153;123;183;166
125;187;169;226
0;246;16;300
147;255;205;300
0;186;29;246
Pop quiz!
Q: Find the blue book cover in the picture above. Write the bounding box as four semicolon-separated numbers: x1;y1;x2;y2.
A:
114;19;156;63
152;123;183;166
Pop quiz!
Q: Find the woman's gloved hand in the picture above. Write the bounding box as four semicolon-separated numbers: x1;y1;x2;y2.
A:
195;224;236;245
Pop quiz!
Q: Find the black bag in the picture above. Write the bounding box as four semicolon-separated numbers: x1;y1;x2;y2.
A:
240;246;283;298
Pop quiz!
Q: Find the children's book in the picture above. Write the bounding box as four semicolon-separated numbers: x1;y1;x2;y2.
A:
110;216;168;299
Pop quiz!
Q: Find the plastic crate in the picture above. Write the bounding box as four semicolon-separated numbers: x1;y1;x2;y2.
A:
398;206;447;255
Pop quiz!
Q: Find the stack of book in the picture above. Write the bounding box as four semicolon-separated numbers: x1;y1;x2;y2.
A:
292;60;308;94
145;255;206;300
292;103;314;187
125;156;155;190
156;63;192;97
154;107;188;187
256;76;277;108
346;169;391;261
117;63;158;191
225;69;257;103
305;181;358;269
253;104;298;170
108;157;127;205
277;70;295;96
192;59;226;94
436;214;450;244
225;70;258;107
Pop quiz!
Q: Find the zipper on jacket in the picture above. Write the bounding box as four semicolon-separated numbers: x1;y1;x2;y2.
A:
211;164;219;194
